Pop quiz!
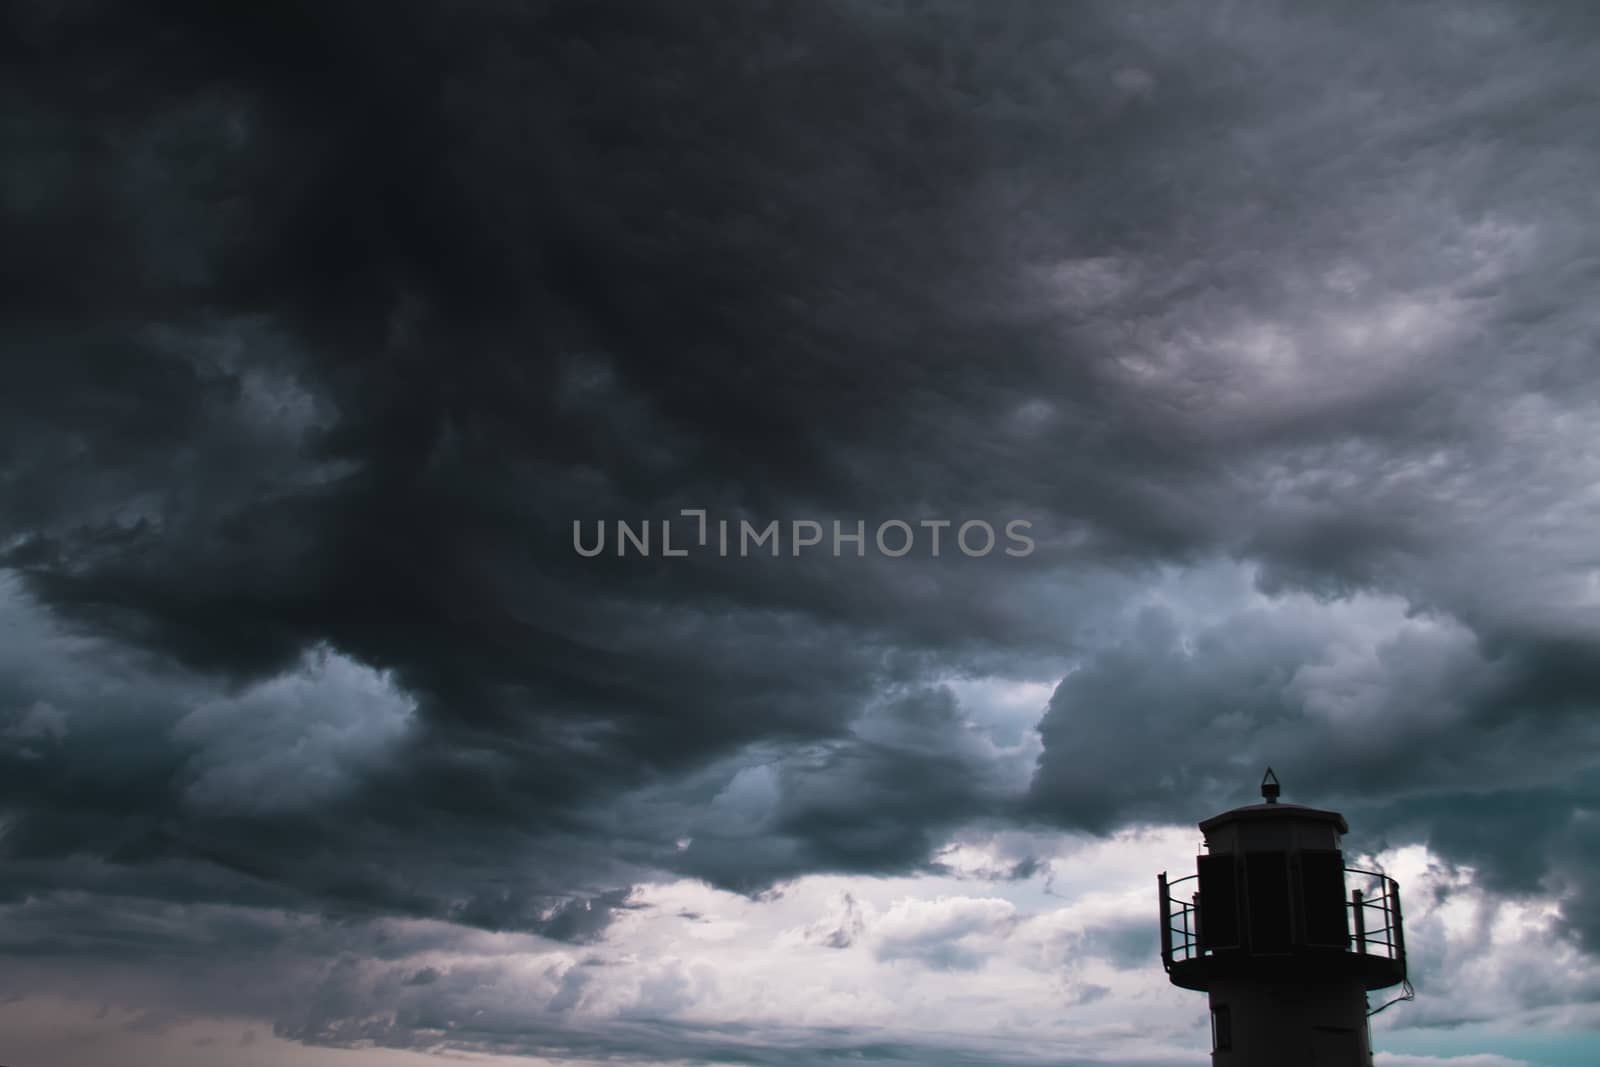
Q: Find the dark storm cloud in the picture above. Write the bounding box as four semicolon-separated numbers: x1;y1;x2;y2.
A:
1027;575;1600;945
662;685;1025;889
2;0;1127;929
5;0;1600;1057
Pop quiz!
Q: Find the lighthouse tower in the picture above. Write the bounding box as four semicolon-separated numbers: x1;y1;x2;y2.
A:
1157;770;1409;1065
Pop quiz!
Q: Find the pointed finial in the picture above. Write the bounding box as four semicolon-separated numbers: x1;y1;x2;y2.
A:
1261;767;1280;804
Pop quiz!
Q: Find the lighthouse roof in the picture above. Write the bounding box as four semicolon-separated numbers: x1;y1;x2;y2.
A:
1199;800;1349;834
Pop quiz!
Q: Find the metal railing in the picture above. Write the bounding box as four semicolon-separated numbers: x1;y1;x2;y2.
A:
1159;866;1405;970
1159;872;1202;965
1346;867;1406;963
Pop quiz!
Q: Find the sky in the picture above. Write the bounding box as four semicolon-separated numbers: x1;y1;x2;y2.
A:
3;1;1600;1065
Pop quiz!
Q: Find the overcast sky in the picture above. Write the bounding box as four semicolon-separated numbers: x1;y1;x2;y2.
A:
4;2;1600;1065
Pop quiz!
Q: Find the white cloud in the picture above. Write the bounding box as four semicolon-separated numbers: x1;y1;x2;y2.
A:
1375;1056;1533;1067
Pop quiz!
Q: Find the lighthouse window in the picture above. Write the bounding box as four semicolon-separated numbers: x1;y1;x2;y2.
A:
1196;855;1241;949
1301;849;1350;947
1245;851;1292;954
1211;1005;1232;1052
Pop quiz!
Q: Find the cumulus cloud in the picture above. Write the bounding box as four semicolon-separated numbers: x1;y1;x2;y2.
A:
174;645;416;814
873;895;1019;970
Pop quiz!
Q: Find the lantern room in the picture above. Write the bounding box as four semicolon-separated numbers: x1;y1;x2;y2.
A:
1157;770;1410;1066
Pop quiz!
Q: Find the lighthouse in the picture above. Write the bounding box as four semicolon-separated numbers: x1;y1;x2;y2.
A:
1157;770;1410;1065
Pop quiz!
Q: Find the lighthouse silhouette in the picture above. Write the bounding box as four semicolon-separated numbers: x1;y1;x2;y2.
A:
1158;769;1411;1065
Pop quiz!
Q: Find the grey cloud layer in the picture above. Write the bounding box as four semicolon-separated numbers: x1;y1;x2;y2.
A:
4;0;1600;1059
